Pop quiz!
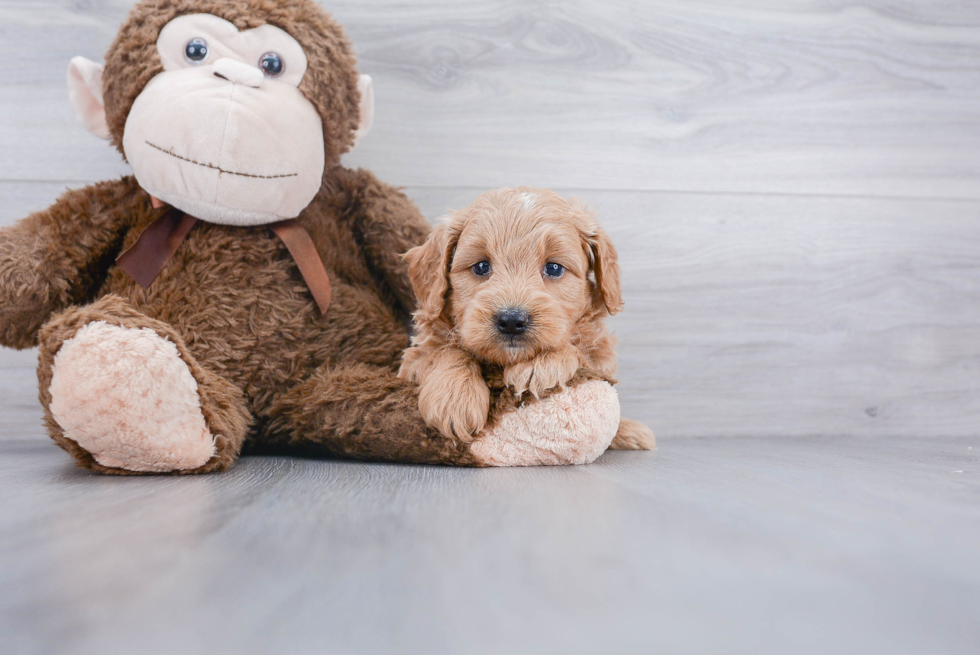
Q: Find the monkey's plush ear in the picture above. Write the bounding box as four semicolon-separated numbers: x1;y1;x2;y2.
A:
67;57;111;140
403;221;457;322
352;74;374;148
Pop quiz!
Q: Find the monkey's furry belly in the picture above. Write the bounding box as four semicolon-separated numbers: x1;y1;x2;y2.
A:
96;220;409;411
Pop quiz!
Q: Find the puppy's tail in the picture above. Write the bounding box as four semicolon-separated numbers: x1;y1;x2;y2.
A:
608;418;656;450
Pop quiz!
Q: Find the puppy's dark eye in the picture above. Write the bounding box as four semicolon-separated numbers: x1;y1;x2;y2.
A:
471;261;491;277
543;262;565;278
184;38;209;63
259;52;284;77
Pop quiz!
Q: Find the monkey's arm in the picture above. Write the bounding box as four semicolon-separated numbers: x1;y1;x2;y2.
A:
331;168;431;318
0;178;138;349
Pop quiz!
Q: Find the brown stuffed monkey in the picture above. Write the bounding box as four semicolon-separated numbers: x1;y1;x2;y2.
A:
0;0;624;474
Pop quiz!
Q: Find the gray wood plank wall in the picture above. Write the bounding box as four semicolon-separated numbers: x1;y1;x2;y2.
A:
1;0;978;439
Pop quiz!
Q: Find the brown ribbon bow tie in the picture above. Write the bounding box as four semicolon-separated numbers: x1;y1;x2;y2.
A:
116;199;332;314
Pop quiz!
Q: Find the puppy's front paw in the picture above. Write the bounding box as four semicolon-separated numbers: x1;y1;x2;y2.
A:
504;349;582;398
418;373;491;442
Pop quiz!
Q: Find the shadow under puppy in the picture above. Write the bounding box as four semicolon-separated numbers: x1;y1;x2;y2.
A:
399;187;654;451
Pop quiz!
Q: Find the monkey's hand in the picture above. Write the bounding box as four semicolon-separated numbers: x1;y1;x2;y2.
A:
0;180;137;349
504;347;583;399
413;348;491;442
0;227;65;350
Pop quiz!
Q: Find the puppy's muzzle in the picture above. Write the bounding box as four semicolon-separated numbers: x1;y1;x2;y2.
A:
495;308;529;336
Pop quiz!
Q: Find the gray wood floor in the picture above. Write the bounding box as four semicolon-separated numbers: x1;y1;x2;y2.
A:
1;1;979;653
1;437;978;655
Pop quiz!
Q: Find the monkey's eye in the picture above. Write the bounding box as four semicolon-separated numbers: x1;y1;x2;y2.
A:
259;52;284;77
543;262;565;278
184;38;209;64
471;261;491;277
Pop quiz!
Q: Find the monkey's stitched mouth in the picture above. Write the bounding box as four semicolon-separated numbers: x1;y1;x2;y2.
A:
145;141;298;180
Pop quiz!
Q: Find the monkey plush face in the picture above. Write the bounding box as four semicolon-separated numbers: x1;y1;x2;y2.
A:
121;14;325;224
66;0;374;226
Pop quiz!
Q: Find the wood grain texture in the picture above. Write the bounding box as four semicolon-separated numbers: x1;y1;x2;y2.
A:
0;2;978;438
0;437;977;654
1;1;979;196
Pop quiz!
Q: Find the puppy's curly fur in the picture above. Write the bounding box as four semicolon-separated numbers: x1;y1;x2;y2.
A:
399;188;654;450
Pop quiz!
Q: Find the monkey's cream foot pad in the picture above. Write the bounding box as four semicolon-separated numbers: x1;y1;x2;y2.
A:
48;321;214;472
470;380;620;466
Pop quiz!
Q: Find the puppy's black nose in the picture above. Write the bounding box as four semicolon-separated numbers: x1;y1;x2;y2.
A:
495;308;529;335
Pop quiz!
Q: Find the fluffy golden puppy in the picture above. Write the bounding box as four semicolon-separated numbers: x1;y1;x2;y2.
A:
399;187;654;450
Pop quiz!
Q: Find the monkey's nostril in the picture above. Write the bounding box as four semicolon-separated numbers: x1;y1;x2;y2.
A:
212;58;265;88
495;308;529;336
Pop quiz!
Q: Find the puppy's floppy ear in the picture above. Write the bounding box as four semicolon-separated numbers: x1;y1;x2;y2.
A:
584;223;624;315
403;220;458;321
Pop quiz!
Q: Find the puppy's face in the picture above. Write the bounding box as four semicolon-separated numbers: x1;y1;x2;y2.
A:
405;188;623;365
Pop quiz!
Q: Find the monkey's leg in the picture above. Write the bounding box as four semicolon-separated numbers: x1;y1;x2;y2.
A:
267;362;480;465
270;364;629;467
38;295;252;475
